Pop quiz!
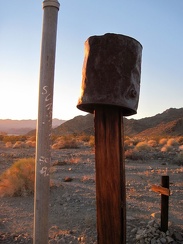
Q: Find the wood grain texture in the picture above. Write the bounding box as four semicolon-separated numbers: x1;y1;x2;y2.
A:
94;106;126;244
151;185;170;196
161;176;169;232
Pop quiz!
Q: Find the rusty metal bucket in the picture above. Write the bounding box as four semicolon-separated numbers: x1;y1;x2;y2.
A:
77;33;142;116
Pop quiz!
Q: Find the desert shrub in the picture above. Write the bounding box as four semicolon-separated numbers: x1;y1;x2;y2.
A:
0;135;4;141
124;138;134;150
52;136;79;149
159;138;167;145
5;142;13;148
179;145;183;151
51;134;58;144
148;139;157;147
27;136;36;142
13;141;27;149
0;158;35;197
172;152;183;165
25;140;36;148
3;135;27;144
68;156;80;164
89;136;95;147
0;141;4;148
177;136;183;144
132;137;141;146
135;141;151;151
161;145;172;152
52;142;61;150
79;134;91;142
167;138;178;147
125;149;144;160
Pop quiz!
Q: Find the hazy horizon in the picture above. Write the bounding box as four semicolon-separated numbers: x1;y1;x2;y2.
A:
1;106;183;121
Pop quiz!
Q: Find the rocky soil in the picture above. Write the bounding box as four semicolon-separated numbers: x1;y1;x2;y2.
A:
0;147;183;243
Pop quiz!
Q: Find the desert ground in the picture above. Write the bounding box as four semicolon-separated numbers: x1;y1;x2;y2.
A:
0;145;183;243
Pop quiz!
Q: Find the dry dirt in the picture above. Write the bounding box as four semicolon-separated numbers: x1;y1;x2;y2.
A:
0;147;183;243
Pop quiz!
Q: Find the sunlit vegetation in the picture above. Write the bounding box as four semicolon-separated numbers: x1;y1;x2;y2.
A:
124;136;183;165
0;133;183;198
0;158;35;197
0;133;183;166
88;135;95;148
135;141;151;151
0;135;36;149
51;135;79;149
2;135;27;144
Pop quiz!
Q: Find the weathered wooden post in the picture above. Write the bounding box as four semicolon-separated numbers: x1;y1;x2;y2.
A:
77;33;142;244
161;175;169;232
151;175;170;232
33;0;60;243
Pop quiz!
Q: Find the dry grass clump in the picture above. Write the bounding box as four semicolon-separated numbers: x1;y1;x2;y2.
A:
166;138;178;147
0;141;4;148
125;149;144;160
25;140;36;148
159;137;179;153
13;141;26;149
179;145;183;151
25;136;36;148
78;134;91;142
2;135;27;144
68;156;80;164
177;136;183;144
159;138;167;145
89;136;95;147
1;135;36;149
161;145;173;152
5;142;13;148
148;139;157;147
0;158;35;197
52;136;79;149
81;175;95;183
172;151;183;165
135;141;151;151
124;138;134;150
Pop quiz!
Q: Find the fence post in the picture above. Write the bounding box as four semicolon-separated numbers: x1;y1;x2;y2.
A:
94;106;126;243
161;175;169;232
77;33;142;243
33;1;60;243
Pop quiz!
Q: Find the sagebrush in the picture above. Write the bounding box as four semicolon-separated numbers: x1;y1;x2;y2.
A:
0;158;35;197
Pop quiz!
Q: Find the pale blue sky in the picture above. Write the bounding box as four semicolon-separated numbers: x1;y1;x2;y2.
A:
0;1;183;120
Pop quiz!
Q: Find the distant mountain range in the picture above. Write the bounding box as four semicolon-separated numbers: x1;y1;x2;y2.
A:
1;108;183;137
52;107;183;138
0;119;65;135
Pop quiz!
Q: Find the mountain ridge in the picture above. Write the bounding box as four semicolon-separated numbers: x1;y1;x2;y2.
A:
52;107;183;137
0;119;65;135
1;107;183;137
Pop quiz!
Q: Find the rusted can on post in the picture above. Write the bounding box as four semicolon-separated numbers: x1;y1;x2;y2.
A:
77;33;142;116
77;33;142;244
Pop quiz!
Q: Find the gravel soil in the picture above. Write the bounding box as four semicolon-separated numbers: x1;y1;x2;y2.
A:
0;147;183;243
